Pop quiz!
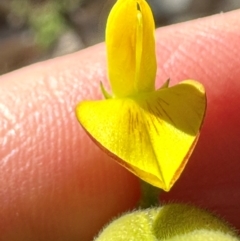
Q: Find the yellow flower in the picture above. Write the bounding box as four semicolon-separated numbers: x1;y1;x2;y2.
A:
76;0;206;191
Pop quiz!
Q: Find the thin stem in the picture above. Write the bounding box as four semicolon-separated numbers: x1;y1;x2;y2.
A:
138;180;162;209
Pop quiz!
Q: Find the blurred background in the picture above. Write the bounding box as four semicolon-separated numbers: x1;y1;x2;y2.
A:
0;0;239;75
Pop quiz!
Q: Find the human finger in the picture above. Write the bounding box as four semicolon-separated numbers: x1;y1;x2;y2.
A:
0;9;240;241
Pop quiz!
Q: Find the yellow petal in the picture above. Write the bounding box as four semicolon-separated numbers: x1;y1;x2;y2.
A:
106;0;156;97
76;80;206;191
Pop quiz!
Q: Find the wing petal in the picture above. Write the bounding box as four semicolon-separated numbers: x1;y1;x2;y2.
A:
76;80;206;191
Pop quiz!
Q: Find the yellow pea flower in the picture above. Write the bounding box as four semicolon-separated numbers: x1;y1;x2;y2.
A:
76;0;206;191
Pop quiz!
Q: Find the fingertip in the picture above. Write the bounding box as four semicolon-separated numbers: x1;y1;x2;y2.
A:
155;10;240;229
1;9;240;240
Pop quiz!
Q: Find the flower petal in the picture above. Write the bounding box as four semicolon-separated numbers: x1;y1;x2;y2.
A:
76;80;206;191
106;0;156;97
135;0;156;93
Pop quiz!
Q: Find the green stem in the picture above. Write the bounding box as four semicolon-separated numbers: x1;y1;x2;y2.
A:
138;180;162;209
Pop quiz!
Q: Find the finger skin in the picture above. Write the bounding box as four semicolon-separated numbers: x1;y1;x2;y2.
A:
157;11;240;228
0;9;240;240
0;44;140;240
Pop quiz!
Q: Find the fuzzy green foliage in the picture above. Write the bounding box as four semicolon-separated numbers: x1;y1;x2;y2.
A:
10;0;83;48
28;3;67;48
95;204;240;241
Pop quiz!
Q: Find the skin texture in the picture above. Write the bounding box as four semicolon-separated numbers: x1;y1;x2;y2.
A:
0;9;240;241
